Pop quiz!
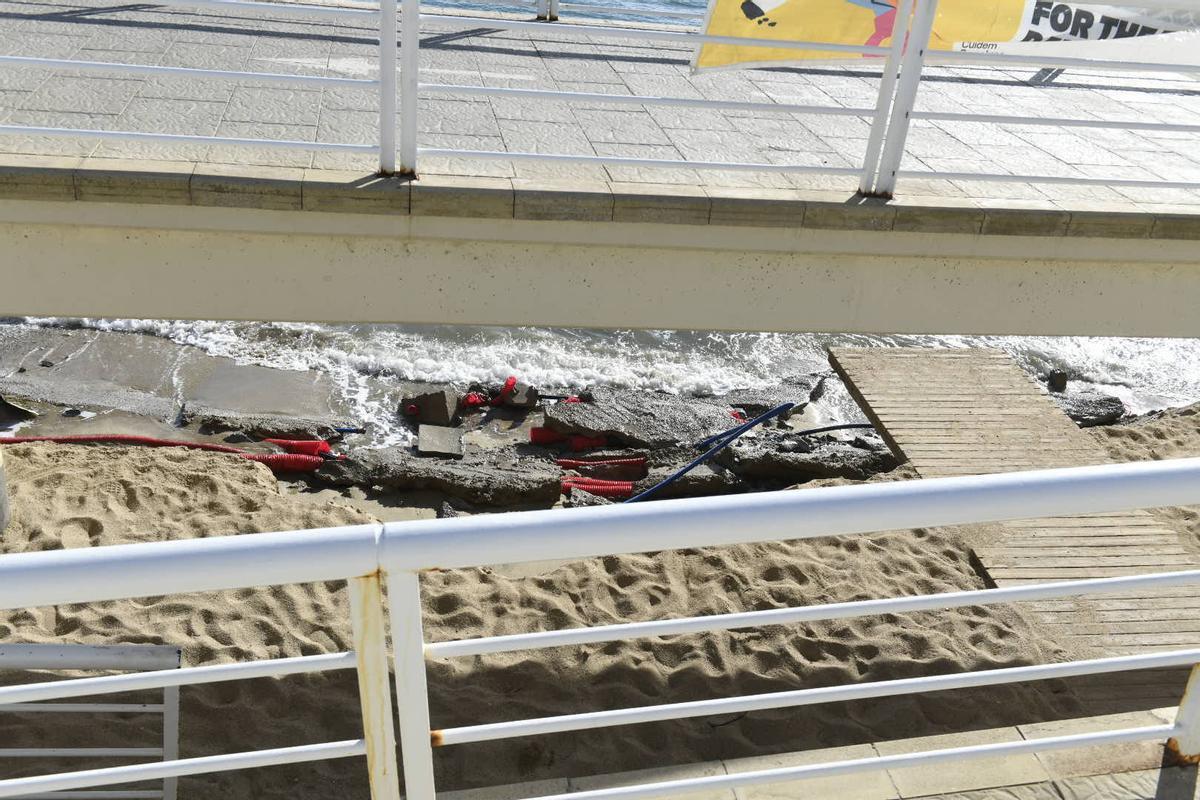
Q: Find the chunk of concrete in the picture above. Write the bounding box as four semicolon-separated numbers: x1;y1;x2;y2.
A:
720;432;897;483
543;386;736;448
318;446;560;506
1050;391;1126;427
402;389;459;426
717;373;822;418
418;424;463;459
507;381;539;408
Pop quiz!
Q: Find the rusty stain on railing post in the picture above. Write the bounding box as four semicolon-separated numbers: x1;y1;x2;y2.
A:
1167;664;1200;765
349;573;403;800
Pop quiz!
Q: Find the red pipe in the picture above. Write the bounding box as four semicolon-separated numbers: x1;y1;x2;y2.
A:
556;456;646;469
0;434;246;453
0;435;327;473
561;477;635;499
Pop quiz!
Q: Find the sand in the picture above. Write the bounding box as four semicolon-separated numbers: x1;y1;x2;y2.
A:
1;443;1080;797
1089;401;1200;551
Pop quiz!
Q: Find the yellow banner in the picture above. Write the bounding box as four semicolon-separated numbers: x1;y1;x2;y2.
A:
693;0;1190;70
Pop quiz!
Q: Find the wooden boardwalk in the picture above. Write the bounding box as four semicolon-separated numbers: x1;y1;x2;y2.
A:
830;348;1200;708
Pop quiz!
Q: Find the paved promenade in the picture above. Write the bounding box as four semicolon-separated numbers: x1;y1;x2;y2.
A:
1;0;1199;220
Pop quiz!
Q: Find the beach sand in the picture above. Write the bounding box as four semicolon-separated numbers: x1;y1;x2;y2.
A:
1;443;1081;797
1090;401;1200;551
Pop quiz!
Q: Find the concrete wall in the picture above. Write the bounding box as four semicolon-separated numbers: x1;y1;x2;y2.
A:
2;198;1198;337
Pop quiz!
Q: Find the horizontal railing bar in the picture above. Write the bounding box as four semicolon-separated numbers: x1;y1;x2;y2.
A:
0;523;380;610
900;170;1200;190
0;653;357;705
10;792;163;799
927;49;1200;74
0;646;179;671
911;110;1200;135
524;725;1175;800
434;648;1200;745
381;459;1200;571
0;750;163;759
0;126;376;153
5;463;1200;606
558;3;702;17
425;568;1200;658
0;57;377;89
0;704;165;714
418;13;889;55
418;148;860;175
134;0;377;20
420;82;873;117
0;741;366;799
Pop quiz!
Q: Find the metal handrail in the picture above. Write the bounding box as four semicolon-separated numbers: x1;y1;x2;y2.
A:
0;459;1199;800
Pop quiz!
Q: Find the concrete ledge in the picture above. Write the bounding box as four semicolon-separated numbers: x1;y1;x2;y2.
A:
1;156;1199;241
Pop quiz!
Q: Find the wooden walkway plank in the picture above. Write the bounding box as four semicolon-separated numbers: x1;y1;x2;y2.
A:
829;346;1200;675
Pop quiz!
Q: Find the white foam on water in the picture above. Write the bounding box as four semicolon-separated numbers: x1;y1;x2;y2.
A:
16;319;1200;448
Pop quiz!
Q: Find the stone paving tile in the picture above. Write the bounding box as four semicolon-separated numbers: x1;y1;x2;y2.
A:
419;97;501;136
1053;767;1200;800
877;727;1050;797
570;760;735;800
223;86;322;126
23;74;139;114
207;121;316;168
723;743;898;800
574;107;671;145
317;108;376;146
498;117;594;154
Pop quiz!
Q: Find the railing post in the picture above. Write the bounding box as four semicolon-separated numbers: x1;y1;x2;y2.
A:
398;0;419;175
387;570;437;800
350;574;403;800
1169;664;1200;764
379;0;398;174
858;0;913;196
870;0;937;198
161;675;180;800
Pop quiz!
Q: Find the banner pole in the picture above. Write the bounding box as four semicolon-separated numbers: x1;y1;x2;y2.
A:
858;0;914;196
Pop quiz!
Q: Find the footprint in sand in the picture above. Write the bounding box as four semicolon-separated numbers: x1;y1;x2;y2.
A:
59;516;103;548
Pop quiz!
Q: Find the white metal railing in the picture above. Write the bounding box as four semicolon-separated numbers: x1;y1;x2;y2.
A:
0;0;1194;195
0;459;1199;800
0;645;181;800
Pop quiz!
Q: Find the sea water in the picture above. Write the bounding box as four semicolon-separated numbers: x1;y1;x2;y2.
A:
15;318;1200;448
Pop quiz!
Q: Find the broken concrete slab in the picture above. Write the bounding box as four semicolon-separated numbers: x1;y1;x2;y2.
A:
1050;390;1126;427
543;386;737;448
720;431;897;483
716;373;823;418
563;488;614;508
0;395;37;424
401;389;459;426
635;460;745;499
318;446;560;506
182;407;338;440
507;381;539;408
418;424;463;459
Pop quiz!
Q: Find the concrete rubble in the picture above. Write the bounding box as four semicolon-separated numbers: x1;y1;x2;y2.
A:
543;386;739;448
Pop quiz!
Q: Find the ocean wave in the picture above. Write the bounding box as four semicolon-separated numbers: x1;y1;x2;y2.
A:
18;318;1200;447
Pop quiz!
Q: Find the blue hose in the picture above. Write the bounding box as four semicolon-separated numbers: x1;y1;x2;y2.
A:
625;410;877;504
624;403;794;503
